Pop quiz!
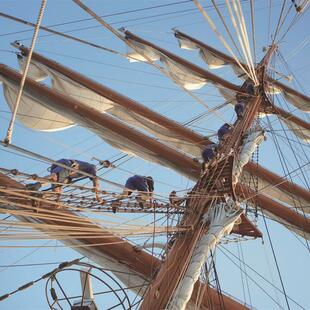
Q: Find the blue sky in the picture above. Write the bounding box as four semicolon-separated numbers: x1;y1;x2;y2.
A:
0;1;309;309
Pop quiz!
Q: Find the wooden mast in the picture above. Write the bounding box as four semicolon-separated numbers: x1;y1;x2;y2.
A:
139;46;277;309
13;45;310;207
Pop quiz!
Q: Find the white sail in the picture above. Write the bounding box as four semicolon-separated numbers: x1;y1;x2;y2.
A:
17;56;203;157
1;78;74;131
233;126;266;181
282;89;310;113
279;115;310;142
168;199;243;310
175;31;310;113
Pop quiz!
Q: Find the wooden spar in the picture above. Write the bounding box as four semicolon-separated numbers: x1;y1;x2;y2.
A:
124;30;241;93
236;184;310;236
0;64;308;233
174;30;310;105
0;172;249;310
272;105;310;132
0;172;159;278
13;44;207;148
13;45;310;207
0;64;200;180
175;29;235;64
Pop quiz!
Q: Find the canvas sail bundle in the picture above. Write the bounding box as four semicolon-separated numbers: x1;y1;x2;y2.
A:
17;55;203;157
233;126;265;181
168;200;243;310
126;37;208;90
174;31;310;113
1;77;73;131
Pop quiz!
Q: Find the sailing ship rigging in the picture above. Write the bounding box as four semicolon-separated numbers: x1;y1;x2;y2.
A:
0;0;309;309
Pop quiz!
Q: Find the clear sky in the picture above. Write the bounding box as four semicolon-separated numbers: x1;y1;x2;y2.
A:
0;1;309;309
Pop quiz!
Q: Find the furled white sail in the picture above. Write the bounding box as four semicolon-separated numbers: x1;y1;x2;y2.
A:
242;170;310;215
126;39;160;63
1;78;74;131
233;126;265;181
168;199;243;310
282;90;310;113
17;56;203;157
19;56;114;113
175;31;310;113
126;38;207;90
175;34;227;70
160;57;207;90
279;115;310;142
18;55;48;82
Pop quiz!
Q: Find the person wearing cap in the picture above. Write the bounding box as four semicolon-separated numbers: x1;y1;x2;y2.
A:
26;159;101;202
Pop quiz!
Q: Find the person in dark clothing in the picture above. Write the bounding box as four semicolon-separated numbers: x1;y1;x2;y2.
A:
169;190;185;207
26;159;101;202
236;79;255;102
218;123;233;142
201;143;218;170
234;101;245;119
122;175;154;197
119;175;154;209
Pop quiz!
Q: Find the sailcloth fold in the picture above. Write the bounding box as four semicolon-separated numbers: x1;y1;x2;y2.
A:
18;55;203;157
126;37;208;90
168;200;243;310
233;126;266;181
1;77;73;131
174;30;310;114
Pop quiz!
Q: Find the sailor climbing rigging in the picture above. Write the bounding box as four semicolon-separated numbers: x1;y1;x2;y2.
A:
121;175;154;208
218;123;233;143
26;159;101;202
201;142;218;170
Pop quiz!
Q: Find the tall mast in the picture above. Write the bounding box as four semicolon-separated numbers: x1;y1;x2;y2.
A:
139;45;278;309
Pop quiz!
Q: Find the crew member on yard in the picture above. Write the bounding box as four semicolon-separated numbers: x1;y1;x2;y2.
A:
26;159;101;202
121;175;154;207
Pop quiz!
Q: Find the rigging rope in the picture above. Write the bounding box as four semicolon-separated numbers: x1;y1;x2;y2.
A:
193;0;255;83
4;0;47;144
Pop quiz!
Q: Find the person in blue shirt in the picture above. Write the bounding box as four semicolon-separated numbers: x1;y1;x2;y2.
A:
234;101;246;119
26;159;101;202
120;175;154;207
218;123;233;142
123;175;154;197
201;142;218;169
